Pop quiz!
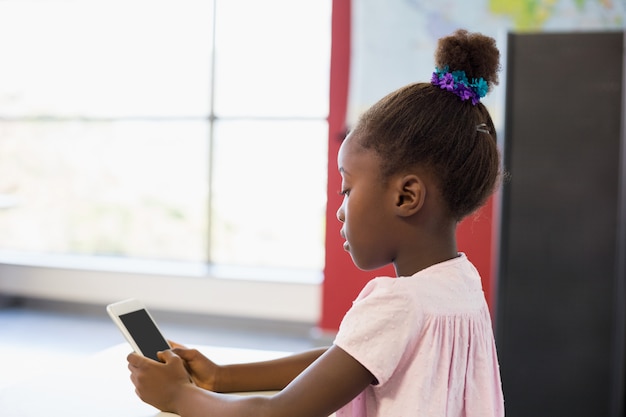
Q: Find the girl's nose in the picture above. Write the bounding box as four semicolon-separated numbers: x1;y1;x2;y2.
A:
336;205;345;223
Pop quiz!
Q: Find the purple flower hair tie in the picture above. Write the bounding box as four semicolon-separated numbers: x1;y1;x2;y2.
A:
431;66;488;106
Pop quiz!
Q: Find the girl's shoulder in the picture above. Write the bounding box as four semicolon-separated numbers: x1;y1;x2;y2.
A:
357;254;486;313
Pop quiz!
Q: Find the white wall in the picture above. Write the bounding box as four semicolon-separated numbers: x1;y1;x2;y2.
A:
0;254;321;323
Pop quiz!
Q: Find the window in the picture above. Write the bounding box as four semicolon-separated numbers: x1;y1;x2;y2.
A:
0;0;330;277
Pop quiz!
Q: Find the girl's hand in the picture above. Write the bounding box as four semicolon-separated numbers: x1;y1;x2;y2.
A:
172;347;223;391
168;340;188;349
127;350;193;412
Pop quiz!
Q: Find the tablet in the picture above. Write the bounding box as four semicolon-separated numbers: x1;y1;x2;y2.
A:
106;298;171;361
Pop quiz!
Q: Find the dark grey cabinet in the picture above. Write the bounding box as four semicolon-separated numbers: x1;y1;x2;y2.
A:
496;31;625;417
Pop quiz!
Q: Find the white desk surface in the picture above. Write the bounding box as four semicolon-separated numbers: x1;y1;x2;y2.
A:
0;343;290;417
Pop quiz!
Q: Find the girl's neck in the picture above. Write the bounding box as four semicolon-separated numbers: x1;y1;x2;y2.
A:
394;251;459;277
393;229;458;277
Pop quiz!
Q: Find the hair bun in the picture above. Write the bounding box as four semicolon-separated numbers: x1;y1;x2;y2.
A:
435;29;500;93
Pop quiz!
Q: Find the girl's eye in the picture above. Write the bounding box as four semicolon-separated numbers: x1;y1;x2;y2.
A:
339;189;350;197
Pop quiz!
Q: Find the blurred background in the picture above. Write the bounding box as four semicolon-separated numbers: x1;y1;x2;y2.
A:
0;0;624;416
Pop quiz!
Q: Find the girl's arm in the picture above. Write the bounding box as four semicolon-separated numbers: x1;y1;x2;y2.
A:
128;345;374;417
173;346;328;392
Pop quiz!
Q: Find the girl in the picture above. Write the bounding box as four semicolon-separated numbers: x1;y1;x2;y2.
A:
127;29;505;417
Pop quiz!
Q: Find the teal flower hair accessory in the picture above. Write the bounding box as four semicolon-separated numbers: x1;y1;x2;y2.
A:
431;66;488;105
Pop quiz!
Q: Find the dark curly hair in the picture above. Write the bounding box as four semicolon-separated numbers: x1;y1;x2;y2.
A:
351;29;502;221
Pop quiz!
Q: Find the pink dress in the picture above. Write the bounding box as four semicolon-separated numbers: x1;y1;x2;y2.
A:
334;254;504;416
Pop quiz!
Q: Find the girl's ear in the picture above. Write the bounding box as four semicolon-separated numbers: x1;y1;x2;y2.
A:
394;174;426;216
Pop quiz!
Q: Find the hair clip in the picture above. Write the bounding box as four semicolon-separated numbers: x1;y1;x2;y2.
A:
476;123;490;134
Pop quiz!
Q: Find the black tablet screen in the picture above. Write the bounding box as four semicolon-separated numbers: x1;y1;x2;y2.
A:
119;309;169;361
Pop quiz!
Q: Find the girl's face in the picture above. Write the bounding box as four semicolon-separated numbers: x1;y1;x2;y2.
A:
336;133;399;271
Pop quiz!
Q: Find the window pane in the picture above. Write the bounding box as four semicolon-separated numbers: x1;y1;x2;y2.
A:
214;0;331;118
0;0;213;118
0;0;331;276
0;121;208;261
211;120;328;269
